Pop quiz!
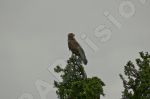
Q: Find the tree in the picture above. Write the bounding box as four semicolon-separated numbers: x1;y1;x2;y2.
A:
54;54;105;99
119;52;150;99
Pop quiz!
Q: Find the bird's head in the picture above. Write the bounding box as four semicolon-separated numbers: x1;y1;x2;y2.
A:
68;33;75;39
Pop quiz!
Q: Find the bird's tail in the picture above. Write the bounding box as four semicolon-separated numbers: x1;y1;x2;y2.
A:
83;57;88;65
78;47;88;65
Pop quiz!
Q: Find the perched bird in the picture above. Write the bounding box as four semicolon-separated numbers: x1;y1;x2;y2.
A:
68;33;88;65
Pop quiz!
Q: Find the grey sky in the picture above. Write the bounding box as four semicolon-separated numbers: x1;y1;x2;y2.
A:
0;0;150;99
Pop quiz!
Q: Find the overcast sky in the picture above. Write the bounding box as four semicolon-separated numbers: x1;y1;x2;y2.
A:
0;0;150;99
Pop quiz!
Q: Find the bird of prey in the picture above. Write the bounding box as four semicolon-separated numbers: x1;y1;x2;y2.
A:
68;33;88;65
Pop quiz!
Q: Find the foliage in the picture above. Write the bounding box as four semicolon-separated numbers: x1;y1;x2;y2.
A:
54;54;105;99
120;52;150;99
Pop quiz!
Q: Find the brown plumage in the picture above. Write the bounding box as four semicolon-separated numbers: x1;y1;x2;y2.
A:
68;33;87;65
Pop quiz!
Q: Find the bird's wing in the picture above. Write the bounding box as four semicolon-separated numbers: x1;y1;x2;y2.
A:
77;45;88;65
